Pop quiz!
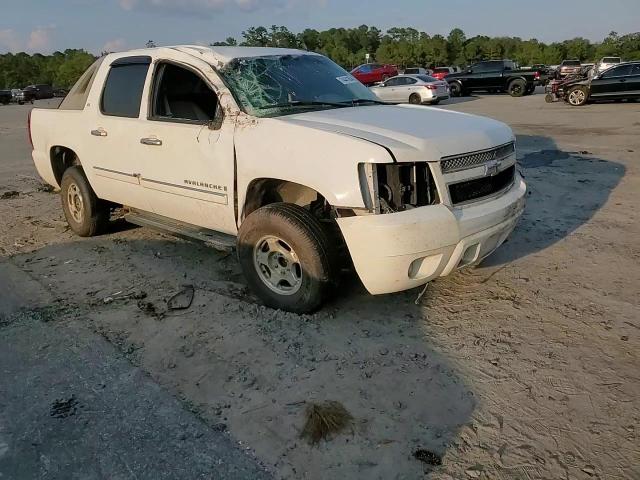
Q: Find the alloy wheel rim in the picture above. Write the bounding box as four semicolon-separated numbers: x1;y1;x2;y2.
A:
67;183;84;223
569;90;585;105
253;235;302;295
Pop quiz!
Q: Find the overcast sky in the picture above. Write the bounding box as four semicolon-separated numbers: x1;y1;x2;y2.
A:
2;0;639;54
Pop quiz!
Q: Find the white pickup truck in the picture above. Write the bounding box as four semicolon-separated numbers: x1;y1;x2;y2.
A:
30;46;526;313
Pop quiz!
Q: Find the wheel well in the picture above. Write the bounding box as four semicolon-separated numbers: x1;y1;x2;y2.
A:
243;179;331;220
508;77;526;86
50;146;80;186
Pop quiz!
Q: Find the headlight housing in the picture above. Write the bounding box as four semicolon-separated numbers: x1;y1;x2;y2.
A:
359;162;439;214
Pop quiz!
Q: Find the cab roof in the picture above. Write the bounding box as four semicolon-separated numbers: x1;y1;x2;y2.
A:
109;45;319;68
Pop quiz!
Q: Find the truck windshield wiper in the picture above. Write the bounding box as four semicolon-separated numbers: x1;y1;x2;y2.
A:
256;100;349;110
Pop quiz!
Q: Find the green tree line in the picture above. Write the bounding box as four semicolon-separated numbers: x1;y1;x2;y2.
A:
0;49;95;89
2;27;639;89
215;26;640;69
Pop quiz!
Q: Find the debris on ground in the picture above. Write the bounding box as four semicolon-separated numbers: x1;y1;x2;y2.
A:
168;285;195;310
137;300;164;319
37;183;55;193
413;448;443;466
50;394;79;418
300;401;353;444
1;190;20;199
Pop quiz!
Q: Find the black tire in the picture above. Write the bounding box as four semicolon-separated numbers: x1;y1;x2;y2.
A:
566;86;588;106
237;203;337;313
545;94;554;103
430;99;440;105
60;166;110;237
409;93;422;105
508;79;526;97
449;82;463;97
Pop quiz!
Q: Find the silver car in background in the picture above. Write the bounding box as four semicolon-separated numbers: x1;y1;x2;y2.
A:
370;74;450;105
595;56;622;74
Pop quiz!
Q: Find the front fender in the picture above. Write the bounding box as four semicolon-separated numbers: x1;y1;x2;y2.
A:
234;115;394;214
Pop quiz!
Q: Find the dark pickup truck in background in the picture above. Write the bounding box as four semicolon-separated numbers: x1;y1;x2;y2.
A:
446;60;541;97
0;90;12;105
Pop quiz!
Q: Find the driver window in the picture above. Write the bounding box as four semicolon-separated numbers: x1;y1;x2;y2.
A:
601;65;632;78
151;63;218;123
386;78;402;86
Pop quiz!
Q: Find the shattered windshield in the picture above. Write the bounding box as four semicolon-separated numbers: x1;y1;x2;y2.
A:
220;54;382;118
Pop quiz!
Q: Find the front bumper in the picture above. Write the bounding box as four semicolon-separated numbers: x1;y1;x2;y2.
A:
337;174;526;294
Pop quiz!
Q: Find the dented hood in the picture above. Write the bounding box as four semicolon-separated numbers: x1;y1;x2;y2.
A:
278;104;514;162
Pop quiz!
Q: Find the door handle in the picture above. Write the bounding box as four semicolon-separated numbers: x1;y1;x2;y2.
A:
91;128;107;137
140;137;162;146
619;78;627;83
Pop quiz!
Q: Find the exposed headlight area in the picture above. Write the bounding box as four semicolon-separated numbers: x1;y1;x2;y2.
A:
358;162;439;214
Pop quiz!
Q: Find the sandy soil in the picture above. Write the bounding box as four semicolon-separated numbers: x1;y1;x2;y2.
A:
1;93;638;479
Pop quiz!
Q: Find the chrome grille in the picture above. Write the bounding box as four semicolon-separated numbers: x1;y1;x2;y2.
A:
441;142;515;174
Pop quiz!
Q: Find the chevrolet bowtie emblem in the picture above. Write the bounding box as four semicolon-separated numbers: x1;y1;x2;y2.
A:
485;159;501;176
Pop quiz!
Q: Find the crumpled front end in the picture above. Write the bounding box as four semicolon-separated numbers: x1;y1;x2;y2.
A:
337;142;526;295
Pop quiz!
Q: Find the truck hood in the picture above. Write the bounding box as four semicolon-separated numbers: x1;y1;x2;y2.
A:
277;105;514;162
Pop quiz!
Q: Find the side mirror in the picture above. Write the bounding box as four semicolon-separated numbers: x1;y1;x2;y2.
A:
375;81;385;87
209;104;224;130
467;68;472;74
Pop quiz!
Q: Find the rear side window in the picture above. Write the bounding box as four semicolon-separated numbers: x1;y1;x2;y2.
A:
602;57;621;63
59;57;105;110
101;59;150;118
416;75;438;82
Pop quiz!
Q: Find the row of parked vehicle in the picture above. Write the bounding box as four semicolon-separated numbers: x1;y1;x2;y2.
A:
0;84;67;105
546;59;640;106
352;60;544;105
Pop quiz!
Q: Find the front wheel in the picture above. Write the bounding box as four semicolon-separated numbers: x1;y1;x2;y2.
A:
60;166;110;237
237;203;337;313
567;86;588;106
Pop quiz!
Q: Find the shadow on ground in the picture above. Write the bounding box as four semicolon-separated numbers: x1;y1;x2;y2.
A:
3;234;476;478
481;134;625;267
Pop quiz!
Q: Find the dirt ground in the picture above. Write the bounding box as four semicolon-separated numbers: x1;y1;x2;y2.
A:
1;92;638;479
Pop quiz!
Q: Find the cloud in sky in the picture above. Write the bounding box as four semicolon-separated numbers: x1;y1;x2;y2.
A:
116;0;325;15
27;26;55;51
0;29;22;52
0;26;55;53
103;38;127;52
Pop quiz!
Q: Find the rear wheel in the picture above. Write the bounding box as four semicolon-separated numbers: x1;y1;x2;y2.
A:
508;79;526;97
409;93;422;105
60;166;110;237
567;86;588;106
449;82;463;97
237;203;336;313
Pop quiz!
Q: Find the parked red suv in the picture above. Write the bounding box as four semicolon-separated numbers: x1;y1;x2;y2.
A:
351;63;398;85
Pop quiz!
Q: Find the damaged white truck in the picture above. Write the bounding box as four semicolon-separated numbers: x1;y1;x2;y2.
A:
29;46;526;313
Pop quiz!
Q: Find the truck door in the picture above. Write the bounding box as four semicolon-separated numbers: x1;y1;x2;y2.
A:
591;64;633;98
135;58;237;235
85;55;153;212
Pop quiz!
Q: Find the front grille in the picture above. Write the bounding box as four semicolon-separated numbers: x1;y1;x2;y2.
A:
449;165;515;204
441;142;515;174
